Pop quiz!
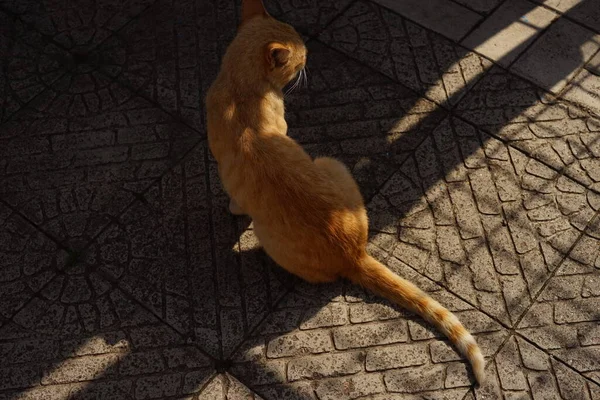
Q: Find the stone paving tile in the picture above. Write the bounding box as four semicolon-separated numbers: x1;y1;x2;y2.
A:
372;116;599;326
0;272;214;399
452;0;504;15
0;14;70;123
531;0;600;33
0;72;200;248
0;0;155;51
318;0;492;107
462;0;559;67
371;0;482;42
97;0;236;132
0;10;14;122
87;144;293;360
511;17;600;94
96;0;349;130
230;257;508;400
286;41;446;200
199;373;264;399
562;68;600;118
475;335;600;399
0;202;66;330
588;51;600;76
516;211;600;385
264;0;354;38
456;65;600;190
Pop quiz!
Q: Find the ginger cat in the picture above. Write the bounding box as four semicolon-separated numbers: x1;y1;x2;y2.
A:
206;0;485;384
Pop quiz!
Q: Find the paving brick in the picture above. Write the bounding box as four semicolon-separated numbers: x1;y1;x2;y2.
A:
333;321;408;350
365;343;429;371
319;1;491;106
284;41;445;200
267;330;334;358
4;2;596;399
476;335;600;399
462;0;558;67
287;352;364;381
234;272;506;398
372;0;481;41
388;117;596;325
300;303;349;329
0;203;64;330
563;69;600;119
349;302;402;323
0;77;199;246
512;18;600;94
518;232;600;383
457;66;600;188
0;282;212;397
313;374;385;400
197;374;264;400
384;364;445;393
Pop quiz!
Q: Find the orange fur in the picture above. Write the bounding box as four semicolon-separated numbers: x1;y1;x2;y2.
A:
206;0;485;384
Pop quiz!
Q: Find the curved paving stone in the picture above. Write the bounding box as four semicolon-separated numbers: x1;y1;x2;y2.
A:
0;0;155;51
230;256;507;400
318;0;492;107
263;0;354;37
96;0;237;132
286;41;446;200
199;373;264;399
0;10;15;122
372;116;599;326
0;14;70;122
456;66;600;191
475;335;600;399
0;272;213;399
0;73;200;247
0;202;65;330
88;145;293;359
516;213;600;385
96;0;351;131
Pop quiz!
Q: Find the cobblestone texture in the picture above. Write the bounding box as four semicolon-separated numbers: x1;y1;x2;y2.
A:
0;75;200;247
97;0;235;131
286;41;446;200
0;12;69;122
231;265;508;399
0;0;155;51
0;203;65;330
456;66;600;191
516;213;600;385
1;0;599;399
376;116;599;326
476;335;600;399
201;373;264;399
0;274;213;399
319;0;493;107
88;144;293;359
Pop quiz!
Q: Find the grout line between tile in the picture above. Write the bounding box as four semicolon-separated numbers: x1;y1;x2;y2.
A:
312;36;600;196
302;0;359;40
514;329;600;388
456;0;511;43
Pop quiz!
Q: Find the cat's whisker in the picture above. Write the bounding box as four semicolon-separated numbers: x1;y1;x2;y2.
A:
302;68;308;88
286;72;302;94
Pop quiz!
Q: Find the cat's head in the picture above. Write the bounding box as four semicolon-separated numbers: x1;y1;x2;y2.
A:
232;0;307;89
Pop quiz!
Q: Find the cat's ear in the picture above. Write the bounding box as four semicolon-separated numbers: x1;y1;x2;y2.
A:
266;43;290;69
241;0;268;25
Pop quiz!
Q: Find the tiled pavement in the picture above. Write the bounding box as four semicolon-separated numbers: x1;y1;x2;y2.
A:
0;0;599;399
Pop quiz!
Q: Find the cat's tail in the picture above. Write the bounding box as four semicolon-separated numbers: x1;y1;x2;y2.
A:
346;255;485;385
